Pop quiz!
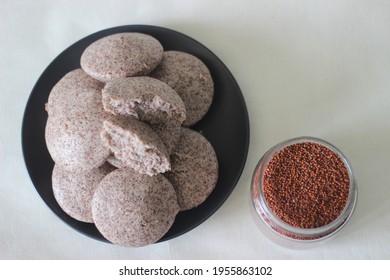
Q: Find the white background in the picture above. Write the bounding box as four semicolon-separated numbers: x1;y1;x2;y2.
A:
1;0;390;259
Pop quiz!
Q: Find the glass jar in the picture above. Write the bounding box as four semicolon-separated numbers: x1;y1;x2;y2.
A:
251;136;357;247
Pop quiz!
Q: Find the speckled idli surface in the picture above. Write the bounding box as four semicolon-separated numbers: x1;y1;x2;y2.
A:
45;100;110;172
81;33;163;82
151;51;214;126
104;121;181;158
52;163;115;223
101;115;170;176
165;127;218;210
106;154;127;169
92;168;179;247
102;76;186;125
149;121;182;155
46;68;104;116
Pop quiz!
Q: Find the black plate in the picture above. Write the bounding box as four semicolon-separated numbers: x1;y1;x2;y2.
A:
22;25;250;243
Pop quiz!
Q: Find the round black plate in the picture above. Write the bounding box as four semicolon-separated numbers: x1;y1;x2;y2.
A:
22;25;250;243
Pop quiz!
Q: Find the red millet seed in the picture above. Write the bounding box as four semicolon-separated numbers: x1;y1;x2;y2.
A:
262;142;350;229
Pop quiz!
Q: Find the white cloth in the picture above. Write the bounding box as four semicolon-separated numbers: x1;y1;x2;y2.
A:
1;0;389;259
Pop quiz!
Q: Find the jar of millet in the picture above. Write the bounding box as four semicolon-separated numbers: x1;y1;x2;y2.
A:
251;136;357;247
